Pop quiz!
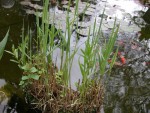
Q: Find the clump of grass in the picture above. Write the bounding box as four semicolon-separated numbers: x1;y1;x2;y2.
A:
7;0;119;112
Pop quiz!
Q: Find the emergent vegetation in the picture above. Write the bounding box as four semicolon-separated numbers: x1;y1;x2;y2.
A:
7;0;119;112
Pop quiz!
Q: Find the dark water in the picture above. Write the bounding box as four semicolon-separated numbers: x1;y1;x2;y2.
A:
0;1;40;113
104;65;150;113
0;0;149;113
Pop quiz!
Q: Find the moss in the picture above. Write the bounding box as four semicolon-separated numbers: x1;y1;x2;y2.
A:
0;82;23;98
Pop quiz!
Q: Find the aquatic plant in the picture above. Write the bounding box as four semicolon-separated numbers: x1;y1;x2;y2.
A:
7;0;119;112
0;29;9;60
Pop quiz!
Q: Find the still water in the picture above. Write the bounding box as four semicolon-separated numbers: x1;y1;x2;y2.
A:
0;0;149;113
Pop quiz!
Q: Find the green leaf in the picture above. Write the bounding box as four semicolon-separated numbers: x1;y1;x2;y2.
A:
109;47;119;73
13;48;18;59
5;50;14;56
21;76;29;80
56;71;63;76
21;64;30;71
79;60;84;77
29;74;40;80
0;29;9;60
10;59;19;63
19;81;25;86
30;67;38;73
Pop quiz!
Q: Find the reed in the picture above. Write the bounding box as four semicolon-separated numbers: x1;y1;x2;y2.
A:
0;29;9;60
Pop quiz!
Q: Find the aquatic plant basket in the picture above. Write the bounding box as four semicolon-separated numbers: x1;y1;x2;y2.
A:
24;62;104;113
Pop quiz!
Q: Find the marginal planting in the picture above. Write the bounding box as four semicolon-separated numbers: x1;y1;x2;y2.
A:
7;0;119;112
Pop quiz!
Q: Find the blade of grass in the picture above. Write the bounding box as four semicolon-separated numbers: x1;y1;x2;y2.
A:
0;29;9;60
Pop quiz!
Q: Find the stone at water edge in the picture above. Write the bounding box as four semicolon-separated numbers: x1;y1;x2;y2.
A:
85;10;95;16
77;21;95;28
20;1;43;10
61;0;68;5
76;27;95;36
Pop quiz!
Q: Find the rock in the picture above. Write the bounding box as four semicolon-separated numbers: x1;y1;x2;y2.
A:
120;24;140;33
20;1;43;10
87;7;96;12
61;0;68;5
133;17;145;26
89;4;96;9
20;1;31;6
30;3;43;9
1;0;15;8
77;21;94;28
25;9;35;14
55;23;67;32
76;26;96;36
85;10;95;16
81;0;97;5
122;13;132;19
62;4;70;10
99;14;108;19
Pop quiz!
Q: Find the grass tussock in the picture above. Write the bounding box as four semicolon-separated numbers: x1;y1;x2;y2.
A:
27;70;103;113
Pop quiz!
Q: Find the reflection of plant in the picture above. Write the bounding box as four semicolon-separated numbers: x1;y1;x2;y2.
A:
7;0;118;112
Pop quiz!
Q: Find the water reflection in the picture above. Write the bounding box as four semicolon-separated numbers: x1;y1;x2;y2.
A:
0;0;37;113
0;93;41;113
104;63;150;113
140;24;150;40
0;0;15;8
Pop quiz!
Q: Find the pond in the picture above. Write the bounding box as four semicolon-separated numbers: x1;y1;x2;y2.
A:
0;0;150;113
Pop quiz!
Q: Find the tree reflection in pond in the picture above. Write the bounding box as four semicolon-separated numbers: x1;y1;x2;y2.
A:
140;25;150;40
104;62;150;113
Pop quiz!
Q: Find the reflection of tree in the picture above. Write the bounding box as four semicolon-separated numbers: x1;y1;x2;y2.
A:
130;8;150;40
104;58;150;113
143;8;150;24
140;25;150;40
139;8;150;40
1;93;42;113
6;94;26;113
139;0;150;6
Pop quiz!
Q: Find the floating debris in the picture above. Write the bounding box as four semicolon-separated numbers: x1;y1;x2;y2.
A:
77;21;94;28
25;9;35;14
